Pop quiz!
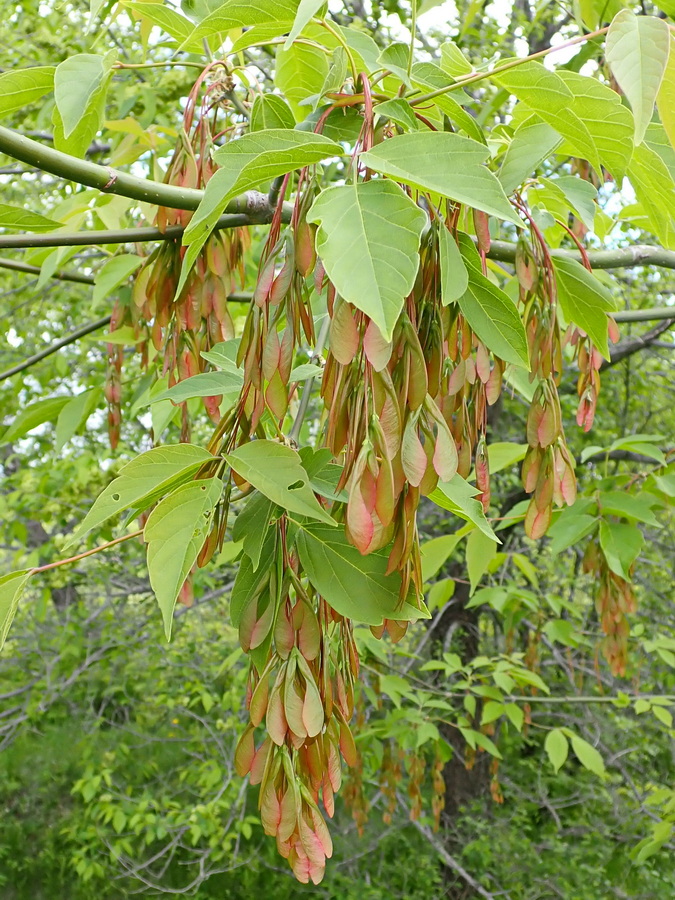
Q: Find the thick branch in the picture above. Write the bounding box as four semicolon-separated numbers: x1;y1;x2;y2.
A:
0;125;282;219
611;307;675;323
601;318;675;370
489;240;675;271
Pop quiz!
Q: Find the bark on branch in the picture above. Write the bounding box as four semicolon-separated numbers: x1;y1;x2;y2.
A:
601;318;675;369
0;124;289;223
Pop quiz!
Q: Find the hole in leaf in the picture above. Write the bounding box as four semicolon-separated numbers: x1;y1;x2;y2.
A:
288;480;304;491
112;493;120;501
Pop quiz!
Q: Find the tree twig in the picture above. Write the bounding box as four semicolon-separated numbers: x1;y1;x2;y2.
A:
409;818;500;900
602;318;675;369
0;293;254;381
0;315;112;381
0;256;95;284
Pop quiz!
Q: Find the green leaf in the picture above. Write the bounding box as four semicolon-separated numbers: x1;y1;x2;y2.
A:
0;204;61;232
54;53;114;140
232;492;278;568
505;703;524;731
548;513;598;555
178;130;340;295
456;239;530;368
284;0;325;48
652;705;673;727
495;62;602;174
466;528;497;594
553;258;613;359
544;618;582;647
360;132;521;226
485;442;528;475
545;728;568;773
1;397;70;444
440;41;472;78
225;440;335;525
124;2;194;44
627;142;675;248
548;176;597;231
296;523;429;625
250;94;295;131
374;98;420;132
473;732;503;759
421;533;462;582
230;527;276;628
439;226;469;304
570;734;605;777
308;180;426;340
410;62;486;144
606;9;670;145
67;444;214;546
653;468;675;497
55;388;101;452
481;700;506;725
599;521;643;580
147;372;243;405
657;35;675;153
230;23;292;54
0;571;32;651
275;41;329;121
180;0;299;48
289;363;323;381
557;72;635;182
598;491;661;527
0;66;55;119
145;477;223;639
428;474;500;542
499;117;562;196
378;43;413;88
93;254;143;304
314;48;348;109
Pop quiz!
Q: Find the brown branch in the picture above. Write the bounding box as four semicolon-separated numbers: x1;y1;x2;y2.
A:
0;316;112;381
0;293;253;382
601;318;675;369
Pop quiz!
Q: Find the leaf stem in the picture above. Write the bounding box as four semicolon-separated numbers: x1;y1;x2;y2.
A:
408;0;417;80
30;530;143;575
288;315;330;443
113;61;206;70
319;19;359;84
408;26;609;106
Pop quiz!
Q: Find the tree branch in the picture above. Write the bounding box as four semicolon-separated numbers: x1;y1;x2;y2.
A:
409;819;498;900
0;256;95;284
0;216;262;249
0;124;285;219
601;318;675;370
489;239;675;272
0;316;112;381
0;293;253;382
611;307;675;323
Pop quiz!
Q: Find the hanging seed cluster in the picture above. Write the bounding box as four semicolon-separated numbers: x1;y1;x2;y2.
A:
105;70;248;447
199;134;614;878
583;538;636;676
101;72;616;881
